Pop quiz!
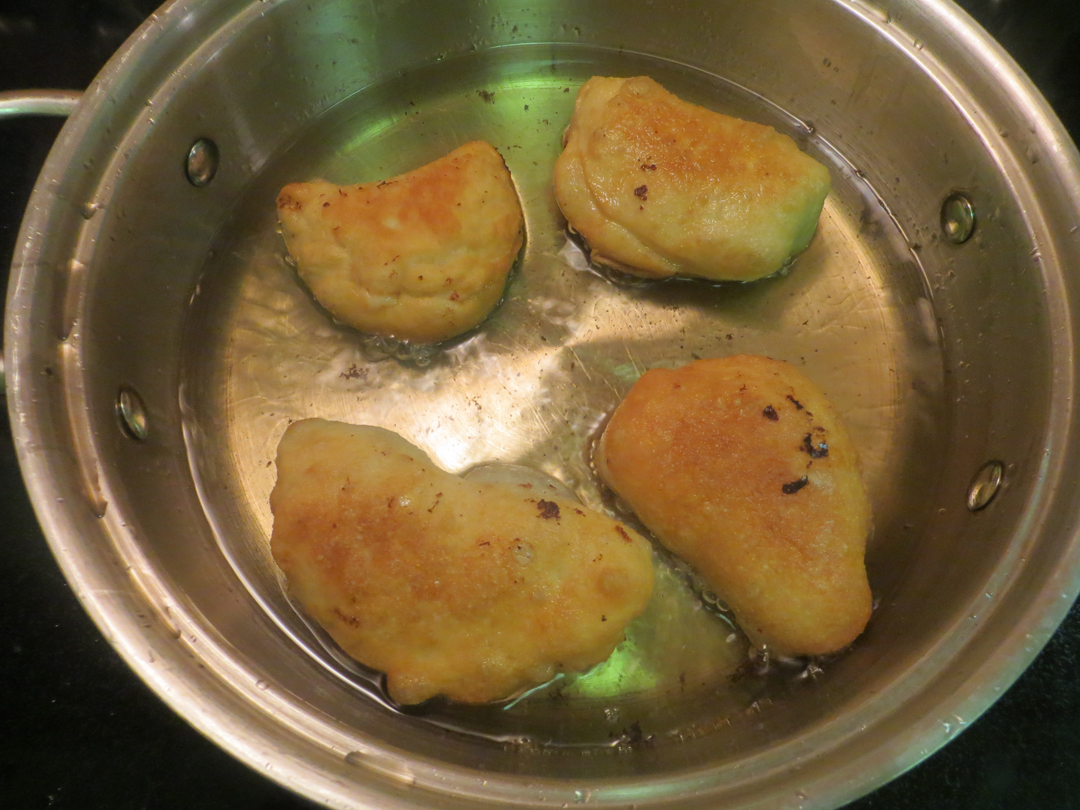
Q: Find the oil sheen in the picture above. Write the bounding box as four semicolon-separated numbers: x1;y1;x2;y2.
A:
179;42;944;748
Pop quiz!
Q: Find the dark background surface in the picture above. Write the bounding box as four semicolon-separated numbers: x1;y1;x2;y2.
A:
1;1;1079;808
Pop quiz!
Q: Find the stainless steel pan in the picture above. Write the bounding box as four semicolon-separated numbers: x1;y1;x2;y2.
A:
6;0;1080;807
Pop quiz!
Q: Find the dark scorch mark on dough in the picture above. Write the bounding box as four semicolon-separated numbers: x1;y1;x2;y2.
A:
786;394;804;410
763;405;779;421
614;525;632;542
782;476;810;494
802;433;829;458
332;608;360;628
537;499;560;520
634;184;648;200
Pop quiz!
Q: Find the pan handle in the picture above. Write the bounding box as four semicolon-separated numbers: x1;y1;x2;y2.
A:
1;89;82;392
0;89;82;119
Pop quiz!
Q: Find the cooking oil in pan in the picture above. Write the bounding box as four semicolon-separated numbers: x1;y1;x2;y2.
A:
180;42;944;749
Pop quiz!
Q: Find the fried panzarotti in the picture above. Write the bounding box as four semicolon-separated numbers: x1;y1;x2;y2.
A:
270;419;654;705
554;77;830;281
277;141;524;343
596;356;871;656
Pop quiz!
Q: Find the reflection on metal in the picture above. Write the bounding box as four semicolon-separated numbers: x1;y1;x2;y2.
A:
185;138;219;187
0;89;81;398
941;193;976;244
967;460;1004;511
0;89;81;120
117;386;149;441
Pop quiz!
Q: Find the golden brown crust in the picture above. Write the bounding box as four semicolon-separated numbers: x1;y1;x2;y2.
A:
554;77;831;281
277;141;524;344
269;419;654;705
595;356;872;655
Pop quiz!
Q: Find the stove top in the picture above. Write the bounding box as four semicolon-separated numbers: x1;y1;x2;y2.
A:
2;2;1078;808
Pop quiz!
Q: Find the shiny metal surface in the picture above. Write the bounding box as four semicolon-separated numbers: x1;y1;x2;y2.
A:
966;460;1004;512
6;0;1080;808
117;385;149;441
182;41;940;749
940;192;976;244
0;89;82;120
185;137;220;188
0;89;82;391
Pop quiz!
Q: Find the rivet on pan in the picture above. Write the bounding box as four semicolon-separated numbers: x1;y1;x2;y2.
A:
941;193;975;244
967;460;1004;511
185;138;219;187
702;589;731;612
117;385;149;441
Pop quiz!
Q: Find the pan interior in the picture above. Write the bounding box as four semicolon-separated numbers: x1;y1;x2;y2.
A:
180;43;943;752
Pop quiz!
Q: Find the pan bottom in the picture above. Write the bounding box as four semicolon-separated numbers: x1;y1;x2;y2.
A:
180;42;943;749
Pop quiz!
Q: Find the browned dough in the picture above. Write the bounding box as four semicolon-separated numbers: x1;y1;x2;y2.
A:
277;141;524;343
596;356;872;656
270;419;655;705
554;77;831;281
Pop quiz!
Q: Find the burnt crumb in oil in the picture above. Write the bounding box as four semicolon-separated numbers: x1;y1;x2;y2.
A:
731;647;773;681
477;89;495;103
608;720;654;749
340;363;368;381
623;721;653;747
762;405;779;421
781;476;809;494
802;433;829;458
